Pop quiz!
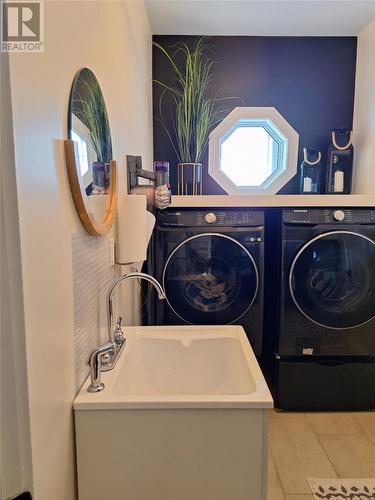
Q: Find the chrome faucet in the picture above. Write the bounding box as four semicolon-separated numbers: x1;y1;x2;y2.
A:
87;272;166;393
106;272;165;344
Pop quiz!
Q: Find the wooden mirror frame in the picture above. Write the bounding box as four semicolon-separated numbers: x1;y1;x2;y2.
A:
64;139;117;236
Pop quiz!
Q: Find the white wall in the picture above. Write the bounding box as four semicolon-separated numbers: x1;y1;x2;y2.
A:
353;18;375;194
8;1;152;498
1;52;33;499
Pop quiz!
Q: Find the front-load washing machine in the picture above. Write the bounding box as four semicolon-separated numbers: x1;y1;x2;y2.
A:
275;208;375;410
151;208;265;357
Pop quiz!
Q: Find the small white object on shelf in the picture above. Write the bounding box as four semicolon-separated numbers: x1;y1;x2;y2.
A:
334;170;344;192
303;176;312;193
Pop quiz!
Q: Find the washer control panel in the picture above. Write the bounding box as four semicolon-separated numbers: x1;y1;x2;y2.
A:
157;209;264;227
283;209;375;225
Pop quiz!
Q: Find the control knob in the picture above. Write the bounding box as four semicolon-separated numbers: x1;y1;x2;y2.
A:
333;210;345;222
205;212;217;224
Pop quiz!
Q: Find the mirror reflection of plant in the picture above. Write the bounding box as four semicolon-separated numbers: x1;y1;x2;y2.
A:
73;71;112;163
153;37;239;164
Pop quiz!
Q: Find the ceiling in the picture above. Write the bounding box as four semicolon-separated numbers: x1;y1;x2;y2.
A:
145;0;375;36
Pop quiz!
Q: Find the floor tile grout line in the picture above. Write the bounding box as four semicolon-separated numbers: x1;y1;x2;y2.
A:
305;412;367;438
274;412;339;499
352;414;375;446
269;411;375;499
269;450;287;498
314;431;340;479
302;413;339;491
269;410;328;497
301;412;340;480
316;425;375;479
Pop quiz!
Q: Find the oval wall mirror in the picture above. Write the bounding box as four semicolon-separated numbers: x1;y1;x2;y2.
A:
65;68;117;236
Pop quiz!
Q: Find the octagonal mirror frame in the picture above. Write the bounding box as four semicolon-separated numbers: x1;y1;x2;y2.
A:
208;107;299;195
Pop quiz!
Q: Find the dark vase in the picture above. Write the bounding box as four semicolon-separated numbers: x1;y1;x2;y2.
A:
177;162;203;195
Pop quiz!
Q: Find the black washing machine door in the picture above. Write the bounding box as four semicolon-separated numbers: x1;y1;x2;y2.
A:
290;230;375;330
163;233;259;324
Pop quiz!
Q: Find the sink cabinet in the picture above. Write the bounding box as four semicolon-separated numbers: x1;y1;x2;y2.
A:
75;407;268;500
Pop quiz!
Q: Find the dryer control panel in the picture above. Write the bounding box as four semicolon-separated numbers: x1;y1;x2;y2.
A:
283;209;375;225
157;209;264;227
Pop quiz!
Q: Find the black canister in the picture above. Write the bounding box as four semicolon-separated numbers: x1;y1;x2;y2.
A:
300;147;322;194
326;128;353;194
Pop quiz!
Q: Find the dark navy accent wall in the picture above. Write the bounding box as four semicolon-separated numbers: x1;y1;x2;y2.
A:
152;36;357;195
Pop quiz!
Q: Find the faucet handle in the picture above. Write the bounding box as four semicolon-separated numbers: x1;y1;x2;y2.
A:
87;342;115;393
114;316;124;346
87;342;114;366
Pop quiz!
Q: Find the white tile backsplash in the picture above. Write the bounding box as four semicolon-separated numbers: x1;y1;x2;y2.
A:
72;233;115;390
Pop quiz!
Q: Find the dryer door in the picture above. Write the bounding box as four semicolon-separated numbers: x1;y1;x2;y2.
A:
290;231;375;330
163;233;259;324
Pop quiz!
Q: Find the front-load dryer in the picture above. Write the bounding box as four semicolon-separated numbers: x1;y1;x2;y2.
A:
152;208;265;357
275;208;375;410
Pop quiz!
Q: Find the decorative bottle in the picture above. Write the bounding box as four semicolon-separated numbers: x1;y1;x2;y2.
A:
154;161;171;210
325;128;353;194
300;147;322;194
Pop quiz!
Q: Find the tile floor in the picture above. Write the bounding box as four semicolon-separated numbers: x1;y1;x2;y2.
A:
268;410;375;500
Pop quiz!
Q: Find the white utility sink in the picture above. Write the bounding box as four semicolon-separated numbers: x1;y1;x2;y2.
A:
74;325;273;409
74;325;273;500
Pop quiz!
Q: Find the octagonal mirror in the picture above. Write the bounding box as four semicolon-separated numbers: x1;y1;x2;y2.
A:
209;107;299;195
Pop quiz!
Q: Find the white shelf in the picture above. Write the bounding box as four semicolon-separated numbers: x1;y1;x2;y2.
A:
170;194;375;208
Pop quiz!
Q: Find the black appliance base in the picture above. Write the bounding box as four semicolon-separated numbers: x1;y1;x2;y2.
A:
275;357;375;411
